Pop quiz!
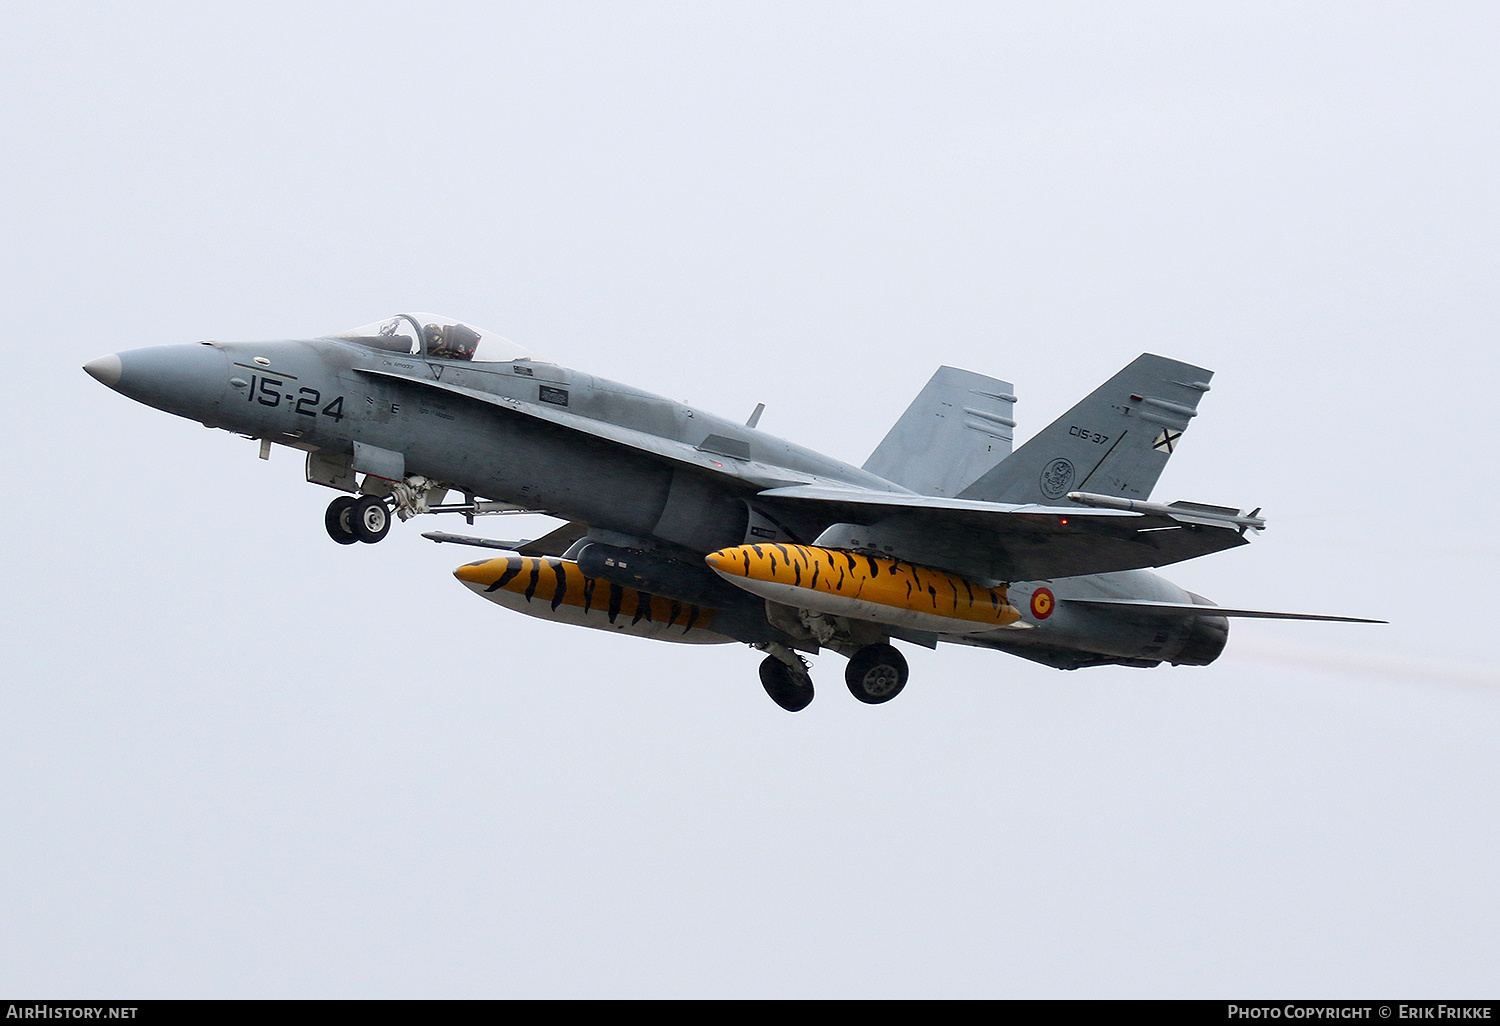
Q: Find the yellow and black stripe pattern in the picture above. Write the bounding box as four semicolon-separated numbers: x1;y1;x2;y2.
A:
706;544;1021;629
455;555;718;635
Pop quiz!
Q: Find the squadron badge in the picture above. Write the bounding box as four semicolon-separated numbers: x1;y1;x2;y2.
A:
1038;458;1075;499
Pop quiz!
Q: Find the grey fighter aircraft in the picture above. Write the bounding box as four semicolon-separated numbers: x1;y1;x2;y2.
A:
84;313;1380;711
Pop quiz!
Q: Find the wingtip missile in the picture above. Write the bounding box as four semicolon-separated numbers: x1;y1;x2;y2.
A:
1067;491;1268;532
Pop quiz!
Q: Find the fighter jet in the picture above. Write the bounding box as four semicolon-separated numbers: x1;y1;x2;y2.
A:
83;313;1380;711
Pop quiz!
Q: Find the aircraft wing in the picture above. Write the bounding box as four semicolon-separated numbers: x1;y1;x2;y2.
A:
355;367;827;491
361;368;1250;583
753;484;1251;582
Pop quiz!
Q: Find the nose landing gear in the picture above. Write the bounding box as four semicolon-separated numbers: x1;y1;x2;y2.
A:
325;496;359;545
319;473;543;546
325;495;391;545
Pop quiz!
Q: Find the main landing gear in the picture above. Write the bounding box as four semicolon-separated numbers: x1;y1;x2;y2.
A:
759;648;815;713
844;643;908;705
325;495;392;545
755;642;911;711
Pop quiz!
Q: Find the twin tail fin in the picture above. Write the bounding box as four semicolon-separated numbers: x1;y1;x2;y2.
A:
957;353;1212;505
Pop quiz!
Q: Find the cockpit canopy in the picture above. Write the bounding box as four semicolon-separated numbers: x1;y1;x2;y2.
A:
327;313;533;363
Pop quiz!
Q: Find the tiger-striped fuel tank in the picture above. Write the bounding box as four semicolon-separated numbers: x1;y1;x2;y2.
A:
705;544;1022;635
454;555;734;644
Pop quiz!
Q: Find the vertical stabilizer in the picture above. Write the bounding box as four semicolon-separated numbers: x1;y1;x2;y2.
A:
862;366;1016;497
957;354;1211;505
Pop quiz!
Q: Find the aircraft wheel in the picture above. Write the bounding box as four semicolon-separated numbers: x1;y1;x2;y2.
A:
324;496;359;545
845;644;908;704
353;496;392;544
759;656;814;713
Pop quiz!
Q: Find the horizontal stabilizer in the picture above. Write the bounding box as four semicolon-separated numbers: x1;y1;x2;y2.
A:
1063;598;1386;623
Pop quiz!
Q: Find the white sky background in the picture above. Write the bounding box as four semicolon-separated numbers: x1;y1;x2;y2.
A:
1;1;1497;997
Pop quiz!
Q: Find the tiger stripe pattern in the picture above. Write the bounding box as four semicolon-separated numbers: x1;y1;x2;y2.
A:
706;544;1021;629
454;555;718;634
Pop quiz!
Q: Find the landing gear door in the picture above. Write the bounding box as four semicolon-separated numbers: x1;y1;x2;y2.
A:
352;441;405;482
306;450;358;492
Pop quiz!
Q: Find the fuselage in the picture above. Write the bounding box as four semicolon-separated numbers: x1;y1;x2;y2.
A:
86;332;1228;670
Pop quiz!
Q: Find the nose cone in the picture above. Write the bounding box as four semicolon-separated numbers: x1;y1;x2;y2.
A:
84;343;229;421
83;354;122;388
704;547;746;578
454;560;503;590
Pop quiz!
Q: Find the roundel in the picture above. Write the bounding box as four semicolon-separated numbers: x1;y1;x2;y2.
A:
1030;587;1055;620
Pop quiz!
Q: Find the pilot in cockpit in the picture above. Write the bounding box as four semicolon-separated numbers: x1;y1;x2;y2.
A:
424;322;482;361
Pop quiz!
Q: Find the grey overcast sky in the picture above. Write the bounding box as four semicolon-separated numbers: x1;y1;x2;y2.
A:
2;1;1497;998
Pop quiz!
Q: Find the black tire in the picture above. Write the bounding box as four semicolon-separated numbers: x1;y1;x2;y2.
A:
759;656;814;713
845;643;908;704
324;496;360;545
353;496;391;544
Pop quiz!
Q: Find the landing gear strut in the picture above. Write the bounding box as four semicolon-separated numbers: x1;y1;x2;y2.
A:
844;644;908;704
325;495;391;545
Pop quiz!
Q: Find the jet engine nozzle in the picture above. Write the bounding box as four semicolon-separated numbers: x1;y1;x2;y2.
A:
1169;592;1230;666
